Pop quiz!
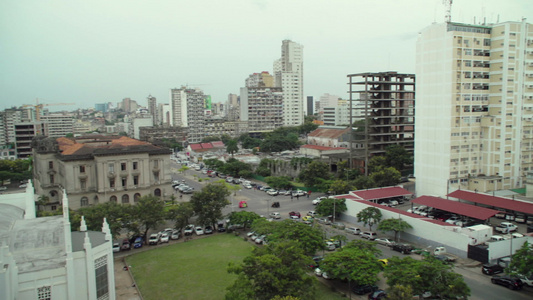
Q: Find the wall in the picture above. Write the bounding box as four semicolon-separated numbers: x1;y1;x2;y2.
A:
487;237;531;262
342;200;472;257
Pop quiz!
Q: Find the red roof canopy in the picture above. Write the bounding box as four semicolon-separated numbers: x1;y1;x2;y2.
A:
349;186;412;201
413;195;499;220
356;200;456;226
448;189;533;215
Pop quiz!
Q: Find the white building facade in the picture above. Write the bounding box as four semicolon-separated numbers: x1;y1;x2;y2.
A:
415;20;533;197
274;40;304;126
170;87;207;143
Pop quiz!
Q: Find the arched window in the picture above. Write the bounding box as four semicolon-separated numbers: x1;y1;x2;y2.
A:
122;194;130;204
134;193;141;203
80;197;89;207
154;188;161;197
110;196;117;203
94;196;99;204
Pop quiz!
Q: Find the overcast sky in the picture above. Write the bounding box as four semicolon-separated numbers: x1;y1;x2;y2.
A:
0;0;530;111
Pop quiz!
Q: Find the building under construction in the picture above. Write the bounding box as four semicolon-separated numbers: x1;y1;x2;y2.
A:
347;72;415;174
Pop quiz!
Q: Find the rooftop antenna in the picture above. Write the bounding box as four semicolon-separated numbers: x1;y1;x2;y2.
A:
443;0;453;23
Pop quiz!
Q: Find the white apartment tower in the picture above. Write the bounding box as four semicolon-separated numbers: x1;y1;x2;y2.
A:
415;20;533;197
170;87;207;143
274;40;304;126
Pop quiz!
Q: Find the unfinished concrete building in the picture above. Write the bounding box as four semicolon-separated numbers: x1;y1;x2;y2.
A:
347;72;415;174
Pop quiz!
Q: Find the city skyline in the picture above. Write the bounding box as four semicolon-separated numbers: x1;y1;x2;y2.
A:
1;0;530;111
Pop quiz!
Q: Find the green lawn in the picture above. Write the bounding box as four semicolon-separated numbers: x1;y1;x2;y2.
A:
127;234;348;300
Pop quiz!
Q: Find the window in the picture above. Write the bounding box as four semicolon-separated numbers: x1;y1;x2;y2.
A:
80;165;85;173
134;193;141;202
154;173;159;181
49;174;54;184
122;178;127;187
48;161;53;169
122;194;129;204
110;179;115;188
121;163;126;171
95;256;109;299
133;176;139;186
133;162;138;170
37;286;51;300
108;163;114;172
110;196;117;203
154;160;159;168
81;180;86;190
81;197;89;207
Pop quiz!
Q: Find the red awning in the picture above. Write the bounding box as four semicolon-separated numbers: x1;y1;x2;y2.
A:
356;200;456;226
349;186;412;201
448;189;533;215
413;195;499;220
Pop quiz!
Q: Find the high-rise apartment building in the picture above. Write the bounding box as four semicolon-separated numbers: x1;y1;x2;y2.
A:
147;95;157;124
240;72;283;133
307;96;314;115
40;114;75;137
170;87;207;143
319;94;342;111
274;40;304;126
226;94;240;121
415;20;533;197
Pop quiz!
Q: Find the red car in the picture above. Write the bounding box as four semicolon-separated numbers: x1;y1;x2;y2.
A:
289;211;301;219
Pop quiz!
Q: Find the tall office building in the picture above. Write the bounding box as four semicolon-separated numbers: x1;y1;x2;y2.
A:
147;95;157;124
307;96;314;115
170;87;207;143
226;94;240;121
274;40;304;126
415;20;533;197
240;72;283;133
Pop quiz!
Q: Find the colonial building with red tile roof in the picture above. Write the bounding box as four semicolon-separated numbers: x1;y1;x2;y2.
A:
31;135;173;210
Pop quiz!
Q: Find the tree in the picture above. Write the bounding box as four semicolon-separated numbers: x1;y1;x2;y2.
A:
178;165;190;175
265;176;293;190
383;256;470;299
320;246;382;286
508;241;533;278
370;167;401;187
368;156;387;173
315;198;347;218
77;201;130;238
203;158;224;170
226;240;315;300
328;179;353;195
166;202;194;230
343;240;382;257
255;166;271;177
260;127;301;152
387;284;414;300
298;121;318;135
220;158;251;177
226;139;239;157
36;194;50;211
385;145;413;172
262;219;324;255
377;218;413;242
298;161;331;187
190;182;230;228
134;195;166;240
357;207;382;231
228;211;261;229
353;175;376;190
239;135;262;149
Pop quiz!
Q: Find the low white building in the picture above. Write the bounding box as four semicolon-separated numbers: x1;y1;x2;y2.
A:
0;184;116;300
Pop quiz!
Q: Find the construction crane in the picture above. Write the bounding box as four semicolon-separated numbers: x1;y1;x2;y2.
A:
22;98;75;121
443;0;453;23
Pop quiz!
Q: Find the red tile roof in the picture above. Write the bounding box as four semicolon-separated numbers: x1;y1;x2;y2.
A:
211;141;225;148
301;144;347;151
308;127;349;139
413;195;499;220
200;143;213;149
349;186;413;201
448;189;533;215
189;144;203;150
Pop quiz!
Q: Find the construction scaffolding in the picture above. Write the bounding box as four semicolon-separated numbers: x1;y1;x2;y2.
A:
347;71;415;175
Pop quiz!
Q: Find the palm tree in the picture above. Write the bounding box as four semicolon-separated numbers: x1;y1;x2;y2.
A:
226;139;238;157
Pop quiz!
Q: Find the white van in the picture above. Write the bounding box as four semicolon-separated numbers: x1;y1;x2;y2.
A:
361;231;377;240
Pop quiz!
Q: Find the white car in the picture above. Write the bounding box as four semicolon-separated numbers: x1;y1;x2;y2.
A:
195;226;204;235
171;230;181;240
267;190;279;196
345;227;361;235
375;238;395;247
269;212;281;219
148;233;160;245
244;184;252;189
247;231;255;237
184;224;195;236
112;242;121;252
312;197;325;205
307;211;318;217
160;233;170;243
314;268;323;277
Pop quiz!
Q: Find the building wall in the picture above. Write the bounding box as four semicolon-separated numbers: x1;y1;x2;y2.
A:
274;40;304;126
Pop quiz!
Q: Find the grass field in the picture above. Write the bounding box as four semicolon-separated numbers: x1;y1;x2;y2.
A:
126;234;348;300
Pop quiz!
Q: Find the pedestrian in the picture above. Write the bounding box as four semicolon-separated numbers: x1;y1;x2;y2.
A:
307;191;310;198
291;194;293;199
296;194;299;200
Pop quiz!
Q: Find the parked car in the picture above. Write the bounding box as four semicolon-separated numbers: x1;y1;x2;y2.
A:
0;186;7;191
133;237;144;248
148;233;160;245
482;264;505;275
255;235;266;244
375;238;395;247
243;184;252;189
325;241;336;251
515;214;527;223
312;197;325;205
195;226;204;235
331;222;346;230
112;242;121;252
121;239;131;250
160;233;170;243
182;187;194;194
391;243;413;254
269;212;281;219
217;223;226;232
18;183;27;188
289;211;301;218
495;222;518;233
495;210;506;219
434;254;455;264
267;189;279;196
368;289;387;300
171;230;181;240
309;256;323;269
318;217;332;225
314;267;323;277
352;284;378;295
204;226;214;234
307;211;318;217
345;227;361;235
491;275;524;290
361;231;377;240
184;224;195;236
